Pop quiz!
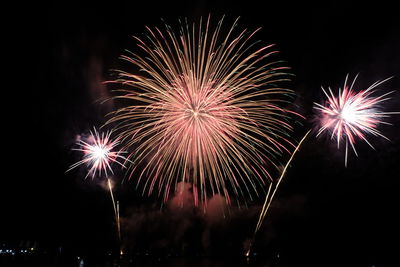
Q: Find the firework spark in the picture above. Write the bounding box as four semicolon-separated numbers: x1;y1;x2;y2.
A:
107;16;300;205
67;128;127;178
314;74;396;166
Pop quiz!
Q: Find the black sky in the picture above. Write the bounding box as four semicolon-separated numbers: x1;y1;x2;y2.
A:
4;0;400;265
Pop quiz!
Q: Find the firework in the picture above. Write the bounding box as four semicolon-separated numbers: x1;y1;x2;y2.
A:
314;74;396;166
247;74;397;255
67;128;127;178
107;16;299;205
67;128;126;245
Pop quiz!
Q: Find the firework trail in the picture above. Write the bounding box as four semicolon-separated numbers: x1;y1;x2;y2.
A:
107;16;300;206
246;129;310;256
247;74;397;255
107;179;121;242
254;130;311;233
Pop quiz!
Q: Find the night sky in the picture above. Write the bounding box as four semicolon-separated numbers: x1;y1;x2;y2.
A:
4;0;400;266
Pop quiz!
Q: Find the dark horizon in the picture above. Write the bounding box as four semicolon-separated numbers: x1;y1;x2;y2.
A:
4;0;400;266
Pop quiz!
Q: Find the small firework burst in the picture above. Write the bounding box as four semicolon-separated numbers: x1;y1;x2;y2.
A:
314;74;396;165
67;128;127;178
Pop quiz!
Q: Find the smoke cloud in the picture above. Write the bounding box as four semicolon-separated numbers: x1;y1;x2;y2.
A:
120;185;308;256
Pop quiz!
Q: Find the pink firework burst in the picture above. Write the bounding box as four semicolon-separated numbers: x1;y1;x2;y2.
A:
67;128;127;178
314;74;396;166
107;17;300;205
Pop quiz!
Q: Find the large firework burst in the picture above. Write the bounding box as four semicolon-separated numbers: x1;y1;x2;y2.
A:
314;74;396;166
107;16;299;205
